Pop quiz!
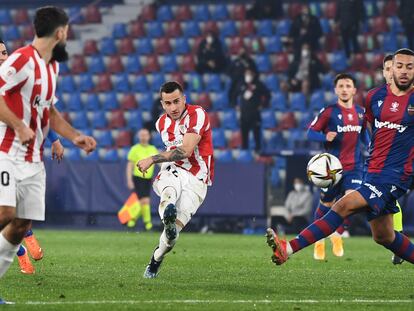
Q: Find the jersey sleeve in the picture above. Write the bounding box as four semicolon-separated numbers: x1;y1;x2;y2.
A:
51;62;60;105
364;90;375;124
0;53;31;96
309;107;331;132
187;107;209;136
127;146;137;162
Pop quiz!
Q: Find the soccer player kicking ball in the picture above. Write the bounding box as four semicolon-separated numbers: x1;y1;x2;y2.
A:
307;73;369;260
137;81;214;278
266;48;414;266
0;7;96;304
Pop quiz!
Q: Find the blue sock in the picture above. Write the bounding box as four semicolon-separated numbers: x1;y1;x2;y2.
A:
16;245;26;256
314;202;330;220
385;231;414;263
25;229;33;238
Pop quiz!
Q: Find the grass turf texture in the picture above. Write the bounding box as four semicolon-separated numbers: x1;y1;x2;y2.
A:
1;230;413;311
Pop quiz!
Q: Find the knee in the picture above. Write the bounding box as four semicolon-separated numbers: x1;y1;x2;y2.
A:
372;231;394;246
0;207;15;230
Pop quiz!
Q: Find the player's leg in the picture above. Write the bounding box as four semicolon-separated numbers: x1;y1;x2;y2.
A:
313;199;333;260
140;197;152;231
266;190;368;265
391;201;404;264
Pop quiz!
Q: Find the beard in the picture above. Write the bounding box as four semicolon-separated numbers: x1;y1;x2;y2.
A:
51;42;69;63
393;74;414;91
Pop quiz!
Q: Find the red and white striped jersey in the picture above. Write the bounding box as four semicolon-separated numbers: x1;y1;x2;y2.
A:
156;104;214;185
0;45;59;162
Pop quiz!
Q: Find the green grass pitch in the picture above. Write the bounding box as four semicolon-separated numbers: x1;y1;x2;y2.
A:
1;230;413;311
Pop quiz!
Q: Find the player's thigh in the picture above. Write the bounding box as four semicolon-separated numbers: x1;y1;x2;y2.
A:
331;190;369;218
16;168;46;221
153;165;182;199
0;159;17;209
369;214;395;245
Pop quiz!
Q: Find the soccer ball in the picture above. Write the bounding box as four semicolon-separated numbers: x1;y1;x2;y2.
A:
307;153;343;188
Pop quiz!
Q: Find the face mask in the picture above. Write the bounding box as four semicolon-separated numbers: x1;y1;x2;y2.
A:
245;74;253;83
301;49;309;58
206;36;213;45
51;42;69;62
294;184;304;192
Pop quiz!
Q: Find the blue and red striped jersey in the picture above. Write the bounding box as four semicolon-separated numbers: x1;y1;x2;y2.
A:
309;103;366;171
365;84;414;187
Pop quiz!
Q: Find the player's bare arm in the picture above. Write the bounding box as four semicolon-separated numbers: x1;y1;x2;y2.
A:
137;132;201;173
49;105;97;153
0;95;35;145
326;131;337;141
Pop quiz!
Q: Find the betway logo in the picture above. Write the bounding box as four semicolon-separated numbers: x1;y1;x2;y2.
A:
336;125;362;133
374;119;407;133
165;139;183;148
364;183;383;198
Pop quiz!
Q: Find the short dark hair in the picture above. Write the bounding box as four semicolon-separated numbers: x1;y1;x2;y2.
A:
34;6;69;38
393;48;414;58
159;81;184;97
0;38;4;45
334;73;356;87
383;54;393;67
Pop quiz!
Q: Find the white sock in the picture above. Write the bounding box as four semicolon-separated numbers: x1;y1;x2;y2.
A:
286;242;293;256
154;226;182;262
0;233;19;278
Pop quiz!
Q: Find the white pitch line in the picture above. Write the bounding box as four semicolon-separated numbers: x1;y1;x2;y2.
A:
21;299;414;305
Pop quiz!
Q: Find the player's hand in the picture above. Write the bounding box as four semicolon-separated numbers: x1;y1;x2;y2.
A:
137;158;154;176
73;135;97;154
16;125;35;146
127;179;134;190
51;139;64;162
326;132;337;142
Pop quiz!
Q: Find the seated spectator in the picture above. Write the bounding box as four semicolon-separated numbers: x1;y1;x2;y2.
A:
287;44;326;96
246;0;284;20
196;31;227;74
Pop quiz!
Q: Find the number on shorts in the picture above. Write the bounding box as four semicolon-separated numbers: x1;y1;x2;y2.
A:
1;171;9;186
166;166;179;178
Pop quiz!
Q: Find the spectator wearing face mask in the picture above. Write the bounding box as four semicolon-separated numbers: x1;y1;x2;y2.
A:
196;31;227;74
227;48;258;106
235;69;270;152
288;43;326;96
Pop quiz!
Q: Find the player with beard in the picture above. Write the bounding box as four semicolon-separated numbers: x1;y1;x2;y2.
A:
266;48;414;266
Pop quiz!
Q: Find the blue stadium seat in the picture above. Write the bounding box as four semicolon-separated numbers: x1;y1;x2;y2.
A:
59;62;70;75
264;74;280;92
90;111;107;128
212;91;229;110
60;76;76;92
309;2;322;17
290;93;306;111
161;54;178;73
331;51;348;72
203;74;222;92
78;73;95;92
182;21;201;37
364;0;379;18
138;92;153;111
2;25;20;40
309;90;325;111
100;37;117;55
112;23;128;39
82;148;99;161
257;20;274;36
193;5;210;21
211;4;229;20
390;16;404;34
85;93;101;111
187;73;203;92
220;20;237;37
102;92;119;110
271;92;287;111
146;21;164;38
265;132;286;153
212;128;226;148
265;36;282;53
131;75;149;92
236;150;254;163
215;150;233;163
255;54;272;72
67;93;83;111
151;133;164;149
68;7;83;24
65;148;81;161
382;32;398;52
270;165;281;187
261;110;277;129
136;38;153;54
286;129;304;149
71;112;89;129
221;110;239;130
126;110;143;130
150;73;165;91
173;37;190;54
125;55;142;73
157;5;173;21
0;10;12;25
320;18;331;34
95;131;113;148
276;19;291;36
322;73;335;90
88;56;106;74
113;73;130;92
100;149;119;162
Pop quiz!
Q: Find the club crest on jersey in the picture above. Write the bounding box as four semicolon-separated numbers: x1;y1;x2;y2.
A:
178;125;187;135
407;104;414;116
377;100;383;107
347;113;353;121
390;102;399;112
337;114;342;120
358;113;363;119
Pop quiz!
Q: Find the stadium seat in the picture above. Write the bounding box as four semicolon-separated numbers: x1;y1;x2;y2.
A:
182;21;201;37
255;54;272;73
197;93;212;111
208;112;221;128
143;55;160;73
113;73;130;92
2;25;20;41
173;37;190;54
83;40;99;55
118;38;135;55
85;93;101;111
108;110;126;129
139;4;156;22
78;73;95;92
320;18;331;34
70;112;89;129
322;73;335;90
161;54;178;73
95;74;113;92
215;150;232;163
364;0;379;18
212;128;226;149
21;24;35;40
220;20;237;37
169;72;185;86
261;109;277;129
382;32;398;52
99;149;119;162
67;93;83;111
370;53;385;70
270;165;281;187
83;6;101;23
102;92;119;110
131;75;149;92
100;38;117;56
370;16;389;34
164;20;182;37
129;21;146;38
213;4;230;20
107;55;124;74
146;21;164;38
221;110;239;130
271;92;287;111
238;20;255;37
228;36;245;55
136;38;153;55
88;56;106;74
149;73;165;91
230;4;246;20
120;94;138;110
331;51;348;72
290;93;306;111
236;150;254;163
211;91;229;110
65;148;81;161
0;9;12;25
228;131;242;148
275;19;291;36
151;133;164;149
193;5;210;21
277;112;297;130
59;76;76;92
115;130;132;147
71;55;87;74
175;6;192;21
125;55;142;73
112;23;128;39
138;92;154;111
157;5;173;21
203;74;222;92
202;21;219;34
257;20;274;36
13;9;30;25
264;74;280;93
186;73;203;92
90;111;108;128
125;110;144;130
265;36;282;53
324;2;336;19
154;37;172;54
288;3;303;19
350;53;368;72
273;53;289;72
309;90;326;111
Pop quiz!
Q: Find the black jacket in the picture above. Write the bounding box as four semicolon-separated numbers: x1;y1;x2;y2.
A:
236;79;270;120
336;0;365;30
